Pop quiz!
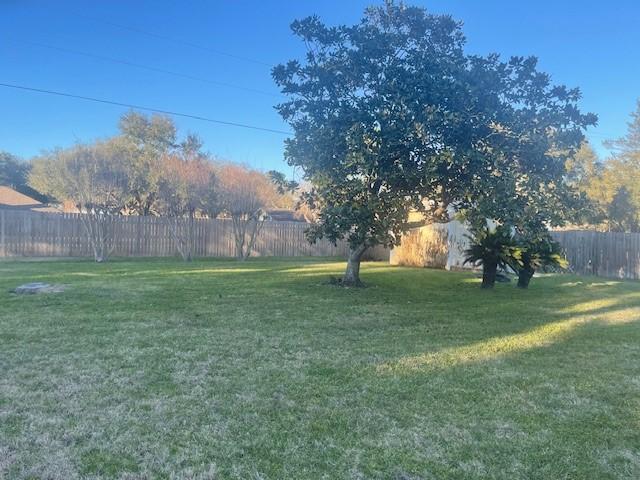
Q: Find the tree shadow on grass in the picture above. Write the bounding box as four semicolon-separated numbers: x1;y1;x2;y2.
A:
373;275;640;375
244;263;637;374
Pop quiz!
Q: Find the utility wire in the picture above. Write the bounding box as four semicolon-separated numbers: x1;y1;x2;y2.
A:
0;82;292;135
70;12;273;67
10;39;282;98
587;132;618;139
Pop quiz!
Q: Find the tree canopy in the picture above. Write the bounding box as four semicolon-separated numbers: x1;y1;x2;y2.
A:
564;101;640;232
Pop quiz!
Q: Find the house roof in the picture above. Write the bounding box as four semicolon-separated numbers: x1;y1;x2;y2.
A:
0;186;42;207
266;209;307;222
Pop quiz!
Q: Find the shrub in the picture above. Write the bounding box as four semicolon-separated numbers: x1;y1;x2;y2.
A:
515;237;568;288
464;226;521;289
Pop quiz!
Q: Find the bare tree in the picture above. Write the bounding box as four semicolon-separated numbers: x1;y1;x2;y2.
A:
156;153;217;261
29;143;127;262
216;164;281;260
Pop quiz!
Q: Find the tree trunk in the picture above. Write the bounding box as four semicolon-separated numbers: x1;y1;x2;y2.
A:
342;245;367;287
244;217;264;261
517;267;535;289
81;212;111;263
481;260;498;289
232;216;247;260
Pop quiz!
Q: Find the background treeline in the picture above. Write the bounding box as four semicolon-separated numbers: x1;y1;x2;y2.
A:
1;111;296;262
567;100;640;232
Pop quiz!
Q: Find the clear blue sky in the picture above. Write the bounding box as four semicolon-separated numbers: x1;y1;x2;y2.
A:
2;0;639;174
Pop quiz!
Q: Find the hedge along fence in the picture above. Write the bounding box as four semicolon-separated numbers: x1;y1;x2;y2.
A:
390;221;640;281
0;209;389;260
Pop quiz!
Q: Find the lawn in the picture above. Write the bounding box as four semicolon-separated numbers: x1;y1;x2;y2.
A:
1;258;639;479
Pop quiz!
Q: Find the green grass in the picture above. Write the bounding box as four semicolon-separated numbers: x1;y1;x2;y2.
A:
1;257;639;479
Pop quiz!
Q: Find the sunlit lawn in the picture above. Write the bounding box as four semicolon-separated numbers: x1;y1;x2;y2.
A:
1;257;639;479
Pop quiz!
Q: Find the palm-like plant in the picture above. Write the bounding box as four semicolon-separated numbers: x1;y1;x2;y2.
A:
515;237;568;288
464;226;522;289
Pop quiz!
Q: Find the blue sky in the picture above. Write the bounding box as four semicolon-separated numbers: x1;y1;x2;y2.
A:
2;0;639;174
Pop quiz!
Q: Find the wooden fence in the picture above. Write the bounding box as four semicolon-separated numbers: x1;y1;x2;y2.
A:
551;230;640;280
4;209;638;278
0;209;389;260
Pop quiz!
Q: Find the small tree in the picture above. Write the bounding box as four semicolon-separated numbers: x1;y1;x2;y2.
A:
514;236;567;289
157;154;217;261
29;143;127;262
217;164;281;260
464;226;521;289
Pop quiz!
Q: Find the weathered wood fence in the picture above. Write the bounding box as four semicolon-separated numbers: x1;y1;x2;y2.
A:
0;209;388;260
550;230;640;280
4;209;639;278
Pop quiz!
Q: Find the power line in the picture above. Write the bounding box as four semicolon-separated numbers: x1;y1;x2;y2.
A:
10;39;282;98
70;12;274;68
0;82;292;135
587;132;618;139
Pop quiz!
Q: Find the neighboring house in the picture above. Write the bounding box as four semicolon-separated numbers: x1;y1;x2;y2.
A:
0;186;60;213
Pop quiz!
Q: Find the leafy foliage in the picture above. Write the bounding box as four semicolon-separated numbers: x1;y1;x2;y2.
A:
464;225;522;288
515;235;568;288
267;170;298;195
457;58;597;236
29;143;128;215
113;111;210;216
607;186;639;232
273;3;481;266
464;226;522;270
0;151;27;189
24;111;296;261
520;237;567;271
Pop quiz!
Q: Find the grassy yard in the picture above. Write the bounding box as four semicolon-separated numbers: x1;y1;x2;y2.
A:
1;258;639;479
